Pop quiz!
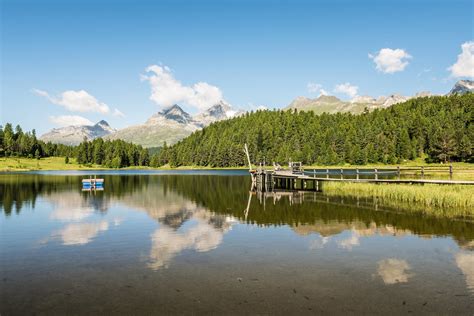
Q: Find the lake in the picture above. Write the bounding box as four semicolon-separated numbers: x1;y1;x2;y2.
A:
1;171;473;315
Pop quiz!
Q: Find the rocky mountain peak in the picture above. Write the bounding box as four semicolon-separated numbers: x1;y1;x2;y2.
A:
95;120;110;127
449;80;474;95
204;100;232;118
316;95;341;103
146;104;193;125
193;100;239;126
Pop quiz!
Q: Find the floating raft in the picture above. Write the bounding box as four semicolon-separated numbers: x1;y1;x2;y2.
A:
82;178;104;189
82;178;104;184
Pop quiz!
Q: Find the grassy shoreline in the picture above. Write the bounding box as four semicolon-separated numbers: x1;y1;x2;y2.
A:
1;157;473;172
321;182;474;218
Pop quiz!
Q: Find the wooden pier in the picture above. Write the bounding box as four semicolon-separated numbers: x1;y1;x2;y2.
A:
250;164;474;192
243;144;474;192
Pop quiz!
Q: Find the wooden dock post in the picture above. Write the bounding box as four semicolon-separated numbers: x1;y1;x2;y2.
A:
326;168;329;179
374;168;378;180
356;168;359;180
397;166;400;179
450;165;453;180
340;168;343;180
421;166;425;179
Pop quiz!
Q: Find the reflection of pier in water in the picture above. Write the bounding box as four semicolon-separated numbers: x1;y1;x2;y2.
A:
247;160;474;191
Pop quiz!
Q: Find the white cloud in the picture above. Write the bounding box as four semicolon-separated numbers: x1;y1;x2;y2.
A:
334;82;359;98
113;108;125;118
34;89;112;114
319;89;329;96
307;82;329;97
369;48;412;74
49;115;94;127
307;82;322;93
141;65;224;111
448;41;474;78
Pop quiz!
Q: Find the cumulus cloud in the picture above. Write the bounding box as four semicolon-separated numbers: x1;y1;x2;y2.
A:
307;82;322;93
33;89;111;114
334;82;359;98
448;41;474;78
49;115;94;127
141;65;224;111
307;82;328;97
369;48;412;74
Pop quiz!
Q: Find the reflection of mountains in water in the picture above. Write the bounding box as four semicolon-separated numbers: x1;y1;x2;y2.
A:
1;174;474;249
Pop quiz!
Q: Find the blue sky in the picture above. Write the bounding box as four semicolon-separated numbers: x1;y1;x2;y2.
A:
1;0;473;134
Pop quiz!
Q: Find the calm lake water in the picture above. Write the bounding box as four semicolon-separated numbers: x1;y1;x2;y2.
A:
1;171;473;315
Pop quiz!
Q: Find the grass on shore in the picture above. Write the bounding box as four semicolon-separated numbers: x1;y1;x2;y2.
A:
0;157;248;171
1;156;473;175
322;181;474;218
0;157;104;171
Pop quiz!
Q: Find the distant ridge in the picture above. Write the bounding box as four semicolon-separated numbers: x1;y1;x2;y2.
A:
40;120;115;146
285;80;470;114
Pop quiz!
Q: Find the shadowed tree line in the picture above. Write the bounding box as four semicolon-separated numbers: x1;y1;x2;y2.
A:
0;123;150;168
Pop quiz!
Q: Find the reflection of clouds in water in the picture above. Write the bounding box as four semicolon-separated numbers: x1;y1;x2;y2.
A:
455;252;474;293
337;231;360;250
113;217;123;226
309;236;330;249
148;210;232;270
55;220;109;245
47;192;103;221
299;222;415;252
50;207;94;221
377;258;412;284
42;191;120;246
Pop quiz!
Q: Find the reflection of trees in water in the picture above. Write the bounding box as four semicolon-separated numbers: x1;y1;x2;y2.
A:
0;174;152;215
165;176;474;248
2;174;474;248
0;175;76;215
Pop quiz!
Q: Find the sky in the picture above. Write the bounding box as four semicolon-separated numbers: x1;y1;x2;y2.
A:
1;0;473;134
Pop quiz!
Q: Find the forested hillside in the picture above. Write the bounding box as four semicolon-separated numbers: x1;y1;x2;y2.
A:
158;94;473;167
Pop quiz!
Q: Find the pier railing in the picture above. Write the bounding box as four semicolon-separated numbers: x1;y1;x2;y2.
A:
302;165;474;181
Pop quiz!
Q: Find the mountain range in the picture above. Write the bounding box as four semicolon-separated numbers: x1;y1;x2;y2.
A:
285;92;429;114
40;101;241;147
40;120;116;146
286;80;473;114
40;80;473;147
